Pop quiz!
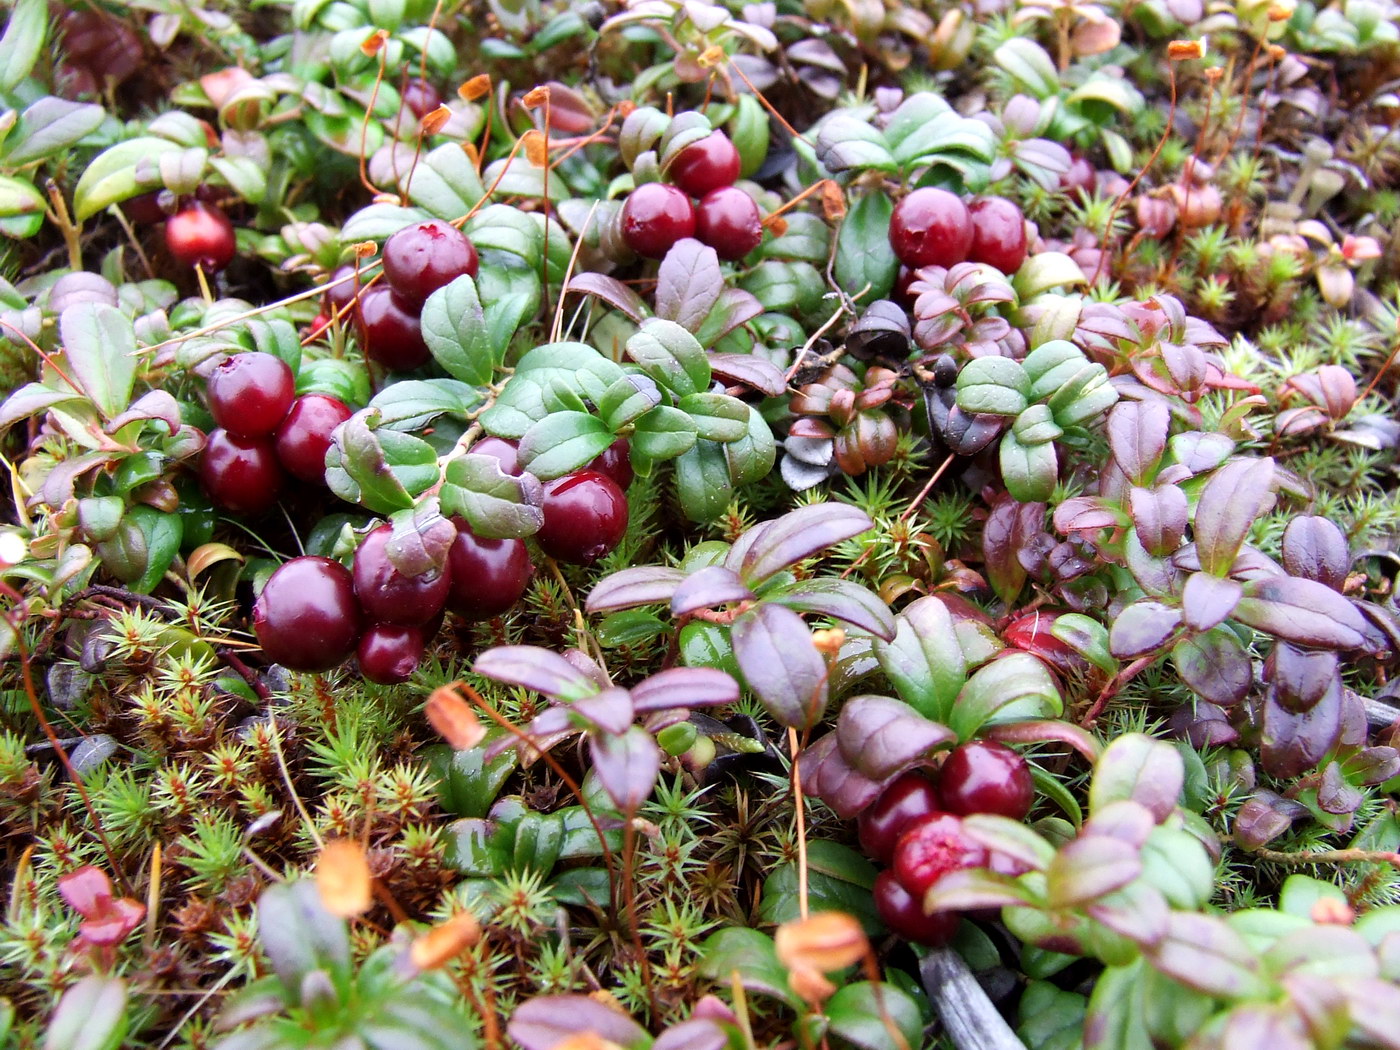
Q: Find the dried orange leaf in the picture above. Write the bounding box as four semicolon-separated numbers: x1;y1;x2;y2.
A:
187;542;243;581
775;911;868;973
410;911;482;969
316;839;371;918
522;129;548;168
425;684;486;750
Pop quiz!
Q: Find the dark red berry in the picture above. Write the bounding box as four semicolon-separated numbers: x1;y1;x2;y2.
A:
357;623;426;684
353;524;452;626
888;188;972;269
858;770;942;865
1061;155;1097;199
120;190;168;226
324;264;362;318
470;436;522;476
401;78;442;120
200;429;284;516
967;197;1028;275
536;470;628;566
206;352;295;438
253;556;361;672
892;812;988;898
620;183;696;259
893;266;919;309
694;188;763;261
60;9;141;83
587;437;633;491
307;313;332;339
166;202;236;272
275;394;353;484
382;220;479;306
356;285;431;371
874;870;960;946
669;131;742;197
445;518;532;620
938;741;1034;820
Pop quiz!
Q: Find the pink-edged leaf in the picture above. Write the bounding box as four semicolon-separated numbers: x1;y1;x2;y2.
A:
1234;576;1371;650
1147;913;1269;999
797;732;885;819
836;695;955;780
1046;835;1142;908
1089;733;1183;822
58;866;114;919
474;645;601;700
1082;799;1156;846
1128;484;1187;557
1194;457;1276;576
768;578;896;640
653;1019;731;1050
655;238;723;332
696;290;766;349
731;604;829;728
590;726;661;813
1341;979;1400;1050
571;687;635;736
960;814;1056;871
737;503;874;585
1180;571;1242;632
566;272;649;323
508;994;650;1050
630;667;739;712
708;350;785;396
585;566;688;613
106;390;182;435
1172;627;1251;706
923;867;1035;913
670;565;754;617
984;495;1044;605
985;719;1101;761
1053;495;1125;534
1106;400;1170;485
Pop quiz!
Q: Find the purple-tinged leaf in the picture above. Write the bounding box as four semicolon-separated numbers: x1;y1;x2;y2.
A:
630;667;739;712
737;503;874;585
106;390;181;435
1147;913;1269;999
1169;431;1235;475
508;994;650;1050
1107;401;1170;485
1342;745;1400;786
1046;835;1142;908
1281;516;1350;591
1089;733;1183;822
874;596;966;723
561;649;611;689
655;238;723;332
732;604;829;728
769;578;896;640
1261;687;1341;779
1341;979;1400;1050
1180;572;1242;632
1128;484;1187;557
1316;761;1362;816
670;565;755;617
836;695;955;780
1193;457;1276;577
1082;799;1156;847
960;814;1055;871
1233;793;1301;850
923;868;1034;913
585;567;688;613
1087;880;1169;947
796;732;885;819
590;726;661;814
708;351;785;397
985;720;1101;762
571;687;635;736
1234;576;1371;650
1267;643;1339;713
474;645;601;701
694;288;764;348
523;707;575;741
983;495;1044;605
1215;1004;1312;1050
1108;600;1181;659
565;272;649;323
1125;533;1178;596
653;1019;731;1050
385;497;456;579
1053;496;1123;535
1172;628;1251;706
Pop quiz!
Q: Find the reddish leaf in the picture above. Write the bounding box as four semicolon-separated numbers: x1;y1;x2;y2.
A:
630;667;739;712
836;695;955;780
1172;628;1251;706
1108;600;1181;659
1180;571;1242;632
1281;516;1350;591
1107;401;1169;485
1234;577;1371;651
709;350;785;396
655;238;723;333
1128;484;1187;557
80;896;144;947
585;567;688;613
565;272;649;323
58;866;114;918
983;495;1044;605
670;565;755;617
474;646;601;700
769;578;896;640
508;995;650;1050
590;727;661;813
1193;457;1276;576
735;503;874;586
732;603;830;728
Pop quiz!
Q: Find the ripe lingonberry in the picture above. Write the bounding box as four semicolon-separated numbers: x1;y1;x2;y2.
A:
253;557;361;672
357;623;426;684
382;219;479;306
892;812;988;898
206;352;295;438
352;524;452;626
938;741;1034;820
873;870;960;946
888;188;972;269
967;197;1028;275
536;470;628;565
620;183;696;259
166;202;236;272
669;131;741;197
200;429;283;516
274;394;352;484
695;187;763;261
356;285;431;371
587;437;633;491
445;518;532;620
857;770;942;865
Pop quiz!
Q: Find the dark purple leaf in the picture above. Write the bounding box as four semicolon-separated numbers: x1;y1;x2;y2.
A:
561;649;611;689
571;687;635;736
846;300;911;360
707;351;785;397
1193;457;1276;576
1233;794;1299;849
1180;572;1242;632
523;707;576;741
655;238;723;332
796;732;885;819
1172;628;1251;706
768;578;896;640
653;1019;731;1050
1261;686;1342;779
1089;734;1183;822
835;695;955;780
1316;760;1362;815
566;273;649;323
585;567;688;613
1125;534;1178;595
1045;836;1142;908
670;565;755;617
1234;577;1372;650
590;726;661;813
1108;600;1181;659
1107;401;1170;485
731;604;829;728
1267;643;1339;713
1169;701;1239;747
508;995;650;1050
1281;516;1350;591
1342;745;1400;785
1147;913;1268;999
985;720;1101;762
474;646;601;701
1128;484;1187;557
983;495;1044;605
736;503;874;586
630;667;739;712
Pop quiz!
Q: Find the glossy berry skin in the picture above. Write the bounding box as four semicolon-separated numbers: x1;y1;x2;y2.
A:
121;190;168;226
621;183;696;259
536;470;628;566
207;352;295;438
200;429;283;516
253;557;361;673
470;436;522;476
967;197;1028;275
588;437;633;491
938;740;1034;820
356;285;431;371
274;394;352;484
888;188;973;269
669;131;742;197
353;524;452;626
445;518;532;620
874;871;960;946
695;187;763;261
166;202;236;272
358;623;426;685
324;264;362;317
382;220;479;306
401;78;442;120
892;812;988;898
858;770;942;865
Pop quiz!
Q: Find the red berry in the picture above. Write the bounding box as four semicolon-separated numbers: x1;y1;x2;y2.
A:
858;770;942;865
253;556;362;672
620;183;696;259
356;285;431;371
121;190;168;226
352;524;452;626
200;429;284;516
206;352;295;438
874;870;960;946
166;202;236;272
587;437;633;491
445;518;532;620
891;812;988;898
888;188;972;269
669;131;741;197
60;9;141;83
382;220;479;306
274;394;353;484
401;78;442;120
967;197;1028;275
357;623;426;684
938;741;1034;820
695;188;763;261
324;264;362;318
536;470;628;566
470;436;523;476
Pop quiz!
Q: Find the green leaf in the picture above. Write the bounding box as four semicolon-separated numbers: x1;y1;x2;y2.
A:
0;0;46;92
404;141;487;219
759;841;880;931
127;506;183;594
3;99;105;167
993;38;1060;98
480;342;622;437
725;404;777;487
440;453;543;539
631;405;698;463
1000;430;1059;502
1014;252;1089;298
341;203;430;243
950;651;1061;738
626;318;710;398
60;303;137;420
834;191;897;303
517;411;615;480
825;983;925;1050
421;274;493;385
956;356;1032;417
325;410;439;514
677;391;749;443
874;595;967;723
1084;961;1154;1050
43;976;127;1050
369;379;482;430
0;173;44;238
600;375;663;431
699;928;801;1010
466;203;542;264
674;439;733;522
73;138;182;220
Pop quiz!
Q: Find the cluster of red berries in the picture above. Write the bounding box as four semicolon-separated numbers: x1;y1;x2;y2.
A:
859;740;1034;945
56;8;142;97
621;131;763;262
320;219;480;372
888;188;1029;277
199;351;353;516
